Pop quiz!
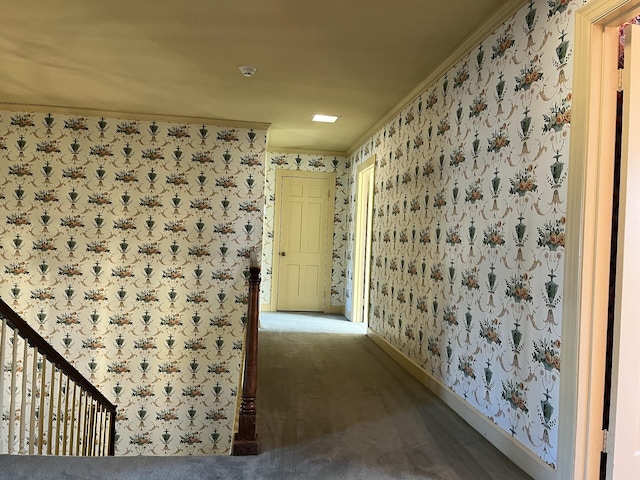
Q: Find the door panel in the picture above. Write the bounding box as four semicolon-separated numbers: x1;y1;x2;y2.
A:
275;173;333;311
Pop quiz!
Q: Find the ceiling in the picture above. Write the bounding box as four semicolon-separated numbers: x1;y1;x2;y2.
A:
0;1;518;154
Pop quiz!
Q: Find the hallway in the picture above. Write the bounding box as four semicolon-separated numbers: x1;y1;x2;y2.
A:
0;312;532;479
255;312;532;479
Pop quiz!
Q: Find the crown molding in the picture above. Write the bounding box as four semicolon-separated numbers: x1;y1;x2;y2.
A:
0;101;271;131
267;146;348;157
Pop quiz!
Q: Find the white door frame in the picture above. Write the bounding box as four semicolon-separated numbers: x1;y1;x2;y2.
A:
351;156;375;324
607;22;640;477
271;169;336;313
563;1;640;478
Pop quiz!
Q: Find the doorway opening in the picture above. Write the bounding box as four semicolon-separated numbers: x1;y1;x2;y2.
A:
600;86;623;480
566;2;640;479
352;157;375;326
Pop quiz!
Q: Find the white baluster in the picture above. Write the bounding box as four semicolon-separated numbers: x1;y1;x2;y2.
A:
76;390;87;455
87;398;95;455
84;393;90;455
0;318;7;454
95;403;101;456
8;329;18;453
38;355;46;455
69;382;78;455
28;349;38;454
101;406;107;456
46;364;55;455
62;375;70;455
96;405;105;456
18;337;28;453
55;369;63;455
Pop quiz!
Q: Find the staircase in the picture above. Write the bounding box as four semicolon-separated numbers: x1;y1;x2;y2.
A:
0;298;116;456
0;252;261;457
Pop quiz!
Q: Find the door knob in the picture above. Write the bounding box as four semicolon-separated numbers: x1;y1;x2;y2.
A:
280;252;286;257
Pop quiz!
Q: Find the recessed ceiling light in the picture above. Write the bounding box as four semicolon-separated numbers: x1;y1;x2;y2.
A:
312;114;339;123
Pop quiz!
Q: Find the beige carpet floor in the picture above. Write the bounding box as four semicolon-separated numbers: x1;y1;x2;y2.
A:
255;312;532;479
0;312;532;479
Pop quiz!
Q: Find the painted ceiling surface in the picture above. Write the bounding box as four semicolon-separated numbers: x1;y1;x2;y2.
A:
0;112;267;455
348;0;584;467
0;1;518;152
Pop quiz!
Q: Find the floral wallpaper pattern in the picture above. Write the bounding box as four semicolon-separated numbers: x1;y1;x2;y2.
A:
0;111;266;455
347;0;587;467
261;152;349;310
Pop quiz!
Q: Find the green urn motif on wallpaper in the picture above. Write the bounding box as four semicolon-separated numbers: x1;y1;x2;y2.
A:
260;152;349;310
0;111;266;455
347;0;578;468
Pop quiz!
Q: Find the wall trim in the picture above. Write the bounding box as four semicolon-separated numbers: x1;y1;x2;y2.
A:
268;147;347;158
325;305;345;315
346;0;528;156
0;101;271;131
260;304;344;315
367;328;557;480
352;156;376;325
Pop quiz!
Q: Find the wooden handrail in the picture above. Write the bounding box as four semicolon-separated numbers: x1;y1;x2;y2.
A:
232;250;261;455
0;298;116;455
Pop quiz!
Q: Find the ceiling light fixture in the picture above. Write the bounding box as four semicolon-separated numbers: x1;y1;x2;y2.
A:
238;65;257;77
312;114;339;123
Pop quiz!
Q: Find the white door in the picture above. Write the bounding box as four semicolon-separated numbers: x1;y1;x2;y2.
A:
607;23;640;478
275;172;334;311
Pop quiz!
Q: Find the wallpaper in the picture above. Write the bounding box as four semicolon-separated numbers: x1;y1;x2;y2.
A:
0;111;266;455
261;152;349;310
347;0;586;467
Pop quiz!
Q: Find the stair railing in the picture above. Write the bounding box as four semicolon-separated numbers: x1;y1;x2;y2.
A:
0;298;116;456
232;250;261;455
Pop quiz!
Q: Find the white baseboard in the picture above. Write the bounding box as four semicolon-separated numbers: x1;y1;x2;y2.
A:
260;304;344;315
367;329;557;480
344;307;353;321
325;305;345;315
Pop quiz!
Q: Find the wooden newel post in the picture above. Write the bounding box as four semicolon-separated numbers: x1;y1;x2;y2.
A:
232;250;261;455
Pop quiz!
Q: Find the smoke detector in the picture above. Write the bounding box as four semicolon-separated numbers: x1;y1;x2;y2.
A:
238;66;257;77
